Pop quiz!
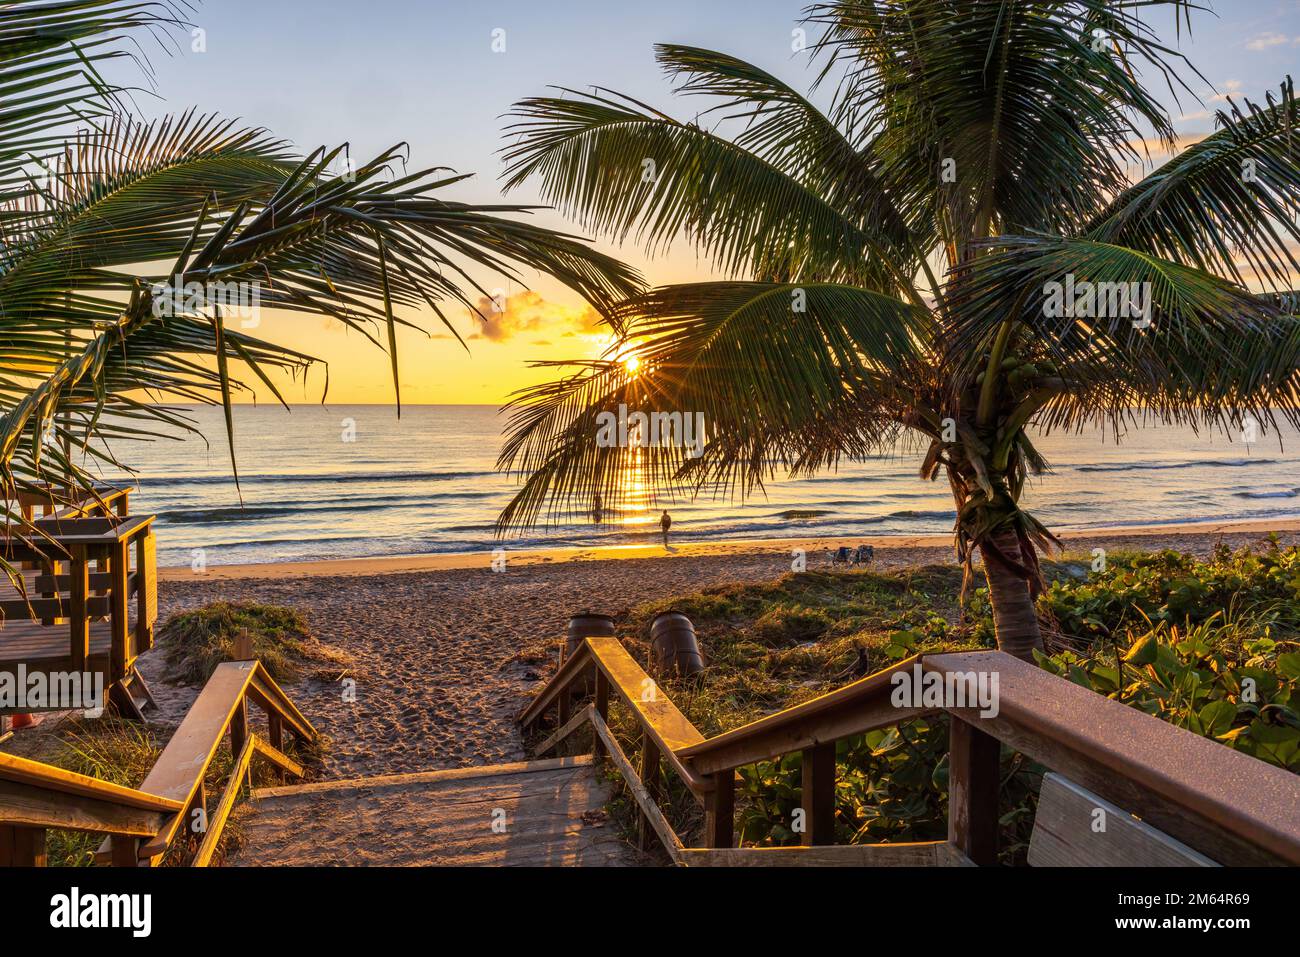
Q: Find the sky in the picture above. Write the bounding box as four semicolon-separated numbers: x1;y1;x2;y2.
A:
126;0;1300;404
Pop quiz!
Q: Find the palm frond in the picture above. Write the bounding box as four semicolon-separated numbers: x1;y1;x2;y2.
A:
1087;78;1300;292
495;280;927;530
804;0;1205;257
502;87;915;297
946;235;1300;435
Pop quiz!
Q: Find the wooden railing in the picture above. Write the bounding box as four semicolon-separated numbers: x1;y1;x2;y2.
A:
522;641;1300;867
1;514;158;719
13;484;132;523
0;659;317;866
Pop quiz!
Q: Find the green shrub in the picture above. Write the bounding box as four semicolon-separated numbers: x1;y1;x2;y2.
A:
1041;539;1300;642
158;601;351;685
1039;613;1300;771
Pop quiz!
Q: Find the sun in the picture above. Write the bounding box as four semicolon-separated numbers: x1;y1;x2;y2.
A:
623;354;642;376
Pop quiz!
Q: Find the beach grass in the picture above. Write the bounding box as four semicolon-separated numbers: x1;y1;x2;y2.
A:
5;713;323;867
157;600;353;686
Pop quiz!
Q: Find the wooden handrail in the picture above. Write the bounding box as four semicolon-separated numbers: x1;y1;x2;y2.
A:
247;667;315;742
0;751;183;815
518;637;601;727
524;637;1300;866
12;484;130;523
676;655;932;775
0;658;317;867
923;652;1300;866
133;660;316;862
0;752;185;854
523;637;710;794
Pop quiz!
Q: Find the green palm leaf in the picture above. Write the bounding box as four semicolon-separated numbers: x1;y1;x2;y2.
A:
502;87;916;298
1087;79;1300;292
946;236;1300;435
496;281;926;530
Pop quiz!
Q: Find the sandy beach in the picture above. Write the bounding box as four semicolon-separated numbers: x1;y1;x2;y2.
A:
139;520;1300;781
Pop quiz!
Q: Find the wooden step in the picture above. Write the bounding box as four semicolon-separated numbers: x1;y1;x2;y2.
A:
227;756;645;867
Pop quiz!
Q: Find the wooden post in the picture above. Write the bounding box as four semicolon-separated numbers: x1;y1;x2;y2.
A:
592;671;610;762
704;770;734;849
136;531;156;652
110;835;141;868
267;712;285;783
801;742;837;846
229;698;248;761
68;550;89;672
267;712;284;751
637;732;661;850
109;542;129;683
39;556;57;625
189;783;208;841
948;716;1001;866
557;684;572;726
0;826;47;866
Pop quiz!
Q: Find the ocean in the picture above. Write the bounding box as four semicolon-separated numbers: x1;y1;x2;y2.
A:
92;405;1300;568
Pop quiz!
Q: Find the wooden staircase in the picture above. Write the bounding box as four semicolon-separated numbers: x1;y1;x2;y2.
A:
3;637;1299;867
0;659;316;866
227;755;641;866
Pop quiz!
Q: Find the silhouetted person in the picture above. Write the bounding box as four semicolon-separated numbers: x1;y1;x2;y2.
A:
592;492;603;525
660;510;672;547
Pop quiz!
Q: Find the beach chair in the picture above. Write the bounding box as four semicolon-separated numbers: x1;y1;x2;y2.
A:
828;546;853;568
854;545;875;565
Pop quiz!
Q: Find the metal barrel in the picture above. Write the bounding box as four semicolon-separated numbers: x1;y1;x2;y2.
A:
566;612;616;661
650;611;705;677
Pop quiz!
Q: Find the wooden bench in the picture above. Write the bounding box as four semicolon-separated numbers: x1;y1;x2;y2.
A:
1028;773;1218;867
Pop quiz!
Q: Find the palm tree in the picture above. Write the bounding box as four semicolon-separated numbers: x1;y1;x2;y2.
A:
0;0;642;555
494;0;1300;660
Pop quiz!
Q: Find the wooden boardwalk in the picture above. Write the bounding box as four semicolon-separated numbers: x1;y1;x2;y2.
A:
227;756;644;867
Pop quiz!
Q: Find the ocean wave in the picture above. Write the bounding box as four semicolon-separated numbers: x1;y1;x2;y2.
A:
1076;458;1277;473
112;468;498;489
1235;489;1300;499
156;491;503;525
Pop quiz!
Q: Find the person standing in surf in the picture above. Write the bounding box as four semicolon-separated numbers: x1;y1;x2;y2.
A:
660;510;672;547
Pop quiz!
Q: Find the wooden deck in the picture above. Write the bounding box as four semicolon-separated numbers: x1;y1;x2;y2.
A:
0;568;120;680
227;756;644;867
0;618;115;674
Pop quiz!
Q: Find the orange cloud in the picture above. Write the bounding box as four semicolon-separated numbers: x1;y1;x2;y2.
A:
467;290;607;342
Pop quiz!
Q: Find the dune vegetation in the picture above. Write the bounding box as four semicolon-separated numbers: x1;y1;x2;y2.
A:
588;542;1300;859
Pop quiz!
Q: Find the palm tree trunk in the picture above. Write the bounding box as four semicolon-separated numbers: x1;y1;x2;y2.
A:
980;526;1043;661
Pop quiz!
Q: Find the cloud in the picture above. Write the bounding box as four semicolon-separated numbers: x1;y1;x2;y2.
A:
1126;132;1209;156
467;290;606;342
1246;32;1296;51
1210;79;1244;103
